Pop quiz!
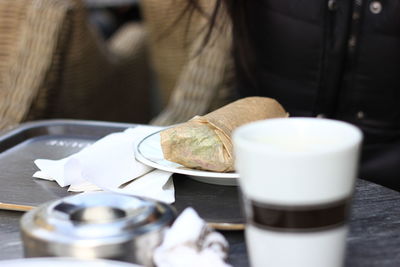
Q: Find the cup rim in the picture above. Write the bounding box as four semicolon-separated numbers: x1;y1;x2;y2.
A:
232;117;363;156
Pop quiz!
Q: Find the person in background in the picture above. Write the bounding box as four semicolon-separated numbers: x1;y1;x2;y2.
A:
141;0;234;126
184;0;400;192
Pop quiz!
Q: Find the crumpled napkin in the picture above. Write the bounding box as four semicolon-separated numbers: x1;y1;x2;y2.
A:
33;126;175;204
154;207;232;267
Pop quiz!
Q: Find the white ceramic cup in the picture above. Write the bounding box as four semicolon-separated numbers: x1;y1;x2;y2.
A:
233;118;363;267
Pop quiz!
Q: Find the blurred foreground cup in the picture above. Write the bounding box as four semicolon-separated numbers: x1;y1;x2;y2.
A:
233;118;363;267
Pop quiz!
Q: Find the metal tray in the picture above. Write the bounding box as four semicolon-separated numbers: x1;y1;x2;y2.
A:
0;120;244;230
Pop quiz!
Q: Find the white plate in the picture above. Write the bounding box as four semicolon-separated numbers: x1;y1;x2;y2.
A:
135;130;238;186
0;258;142;267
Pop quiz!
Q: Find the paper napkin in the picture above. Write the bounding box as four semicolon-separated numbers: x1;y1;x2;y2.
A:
33;126;175;204
154;208;232;267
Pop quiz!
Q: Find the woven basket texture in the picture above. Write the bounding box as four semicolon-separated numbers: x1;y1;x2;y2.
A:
0;0;151;131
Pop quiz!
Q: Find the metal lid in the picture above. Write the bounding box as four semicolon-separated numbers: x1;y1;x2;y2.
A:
21;193;175;265
21;192;175;240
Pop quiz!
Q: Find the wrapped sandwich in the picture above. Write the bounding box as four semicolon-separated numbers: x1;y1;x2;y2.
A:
160;97;288;172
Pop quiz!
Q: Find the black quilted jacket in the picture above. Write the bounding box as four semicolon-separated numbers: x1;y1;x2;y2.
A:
234;0;400;190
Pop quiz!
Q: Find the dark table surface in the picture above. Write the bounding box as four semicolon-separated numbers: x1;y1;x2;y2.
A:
1;178;400;266
0;120;399;266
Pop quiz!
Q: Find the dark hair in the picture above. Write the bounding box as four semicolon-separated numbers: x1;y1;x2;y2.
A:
186;0;256;87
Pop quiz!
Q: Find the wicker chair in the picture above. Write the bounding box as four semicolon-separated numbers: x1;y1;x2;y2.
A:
0;0;151;131
141;0;235;126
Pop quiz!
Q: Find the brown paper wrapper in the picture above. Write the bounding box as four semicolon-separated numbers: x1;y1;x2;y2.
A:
160;97;288;172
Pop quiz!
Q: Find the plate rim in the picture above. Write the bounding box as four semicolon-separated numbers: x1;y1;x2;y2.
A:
134;130;239;179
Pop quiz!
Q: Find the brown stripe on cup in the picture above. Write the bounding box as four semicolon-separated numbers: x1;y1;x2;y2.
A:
248;198;350;232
